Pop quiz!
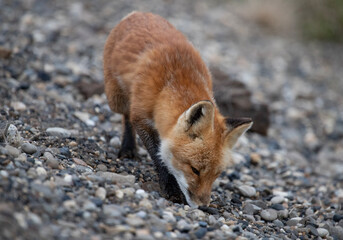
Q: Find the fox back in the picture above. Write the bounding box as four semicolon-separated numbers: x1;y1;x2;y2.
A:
103;12;252;207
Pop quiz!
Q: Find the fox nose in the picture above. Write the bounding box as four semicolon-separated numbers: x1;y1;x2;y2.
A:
195;193;210;206
188;190;211;206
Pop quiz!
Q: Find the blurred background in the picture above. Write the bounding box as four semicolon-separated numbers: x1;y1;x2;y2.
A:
1;0;343;239
2;0;342;167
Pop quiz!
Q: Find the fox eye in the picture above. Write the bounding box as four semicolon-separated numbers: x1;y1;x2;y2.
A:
191;166;200;176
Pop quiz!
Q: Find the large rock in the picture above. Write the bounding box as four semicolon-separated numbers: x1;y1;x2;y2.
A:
96;171;135;185
211;67;270;135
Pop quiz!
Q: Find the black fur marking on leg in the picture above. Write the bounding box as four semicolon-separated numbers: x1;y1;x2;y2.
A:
134;118;186;204
118;116;137;159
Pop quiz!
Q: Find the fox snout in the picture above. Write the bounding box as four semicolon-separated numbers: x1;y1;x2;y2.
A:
188;190;211;207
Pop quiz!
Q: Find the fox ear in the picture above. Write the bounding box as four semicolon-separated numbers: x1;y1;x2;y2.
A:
178;100;214;136
225;117;253;148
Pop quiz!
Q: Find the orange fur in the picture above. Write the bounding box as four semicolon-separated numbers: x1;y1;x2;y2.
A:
104;12;252;206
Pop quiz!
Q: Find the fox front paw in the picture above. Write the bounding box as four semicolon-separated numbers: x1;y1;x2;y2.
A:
159;173;186;204
118;147;137;159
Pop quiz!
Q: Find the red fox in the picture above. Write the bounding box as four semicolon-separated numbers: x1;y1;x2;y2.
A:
103;12;252;207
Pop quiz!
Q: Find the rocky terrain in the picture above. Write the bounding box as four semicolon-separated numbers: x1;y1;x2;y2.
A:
1;0;343;239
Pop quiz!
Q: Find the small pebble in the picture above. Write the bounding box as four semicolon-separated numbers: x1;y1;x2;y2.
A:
46;127;71;138
21;142;37;154
5;145;20;158
95;187;107;200
250;152;261;165
44;152;59;169
96;164;107;171
36;167;47;177
110;136;121;148
194;227;207;239
177;219;192;232
317;228;329;237
139;198;152;209
238;185;256;197
6;124;22;146
333;214;343;222
260;209;278;221
270;196;285;204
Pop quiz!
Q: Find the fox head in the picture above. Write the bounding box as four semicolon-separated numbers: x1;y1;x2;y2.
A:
160;100;252;207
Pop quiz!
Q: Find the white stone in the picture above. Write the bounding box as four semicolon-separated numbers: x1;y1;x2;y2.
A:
95;187;106;200
115;190;124;199
139;198;152;209
46;127;71;138
11;101;26;111
110;137;121;148
317;228;329;237
0;170;9;178
238;185;256;197
271;196;285;204
122;187;135;197
64;174;73;184
63;200;77;209
163;211;176;223
73;111;95;127
36;167;47;177
136;189;148;198
6;124;22;146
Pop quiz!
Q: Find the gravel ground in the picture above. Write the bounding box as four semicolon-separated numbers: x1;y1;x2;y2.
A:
1;0;343;239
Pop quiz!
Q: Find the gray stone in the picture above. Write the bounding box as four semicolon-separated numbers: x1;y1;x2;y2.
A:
177;219;192;232
330;226;343;240
96;164;107;171
208;215;217;225
260;209;278;221
287;217;302;226
194;227;207;239
243;231;257;239
163;211;176;223
273;219;284;227
243;203;261;215
16;153;27;162
243;214;255;222
21;142;37;154
317;228;329;237
251;200;267;209
127;215;145;227
63;200;77;209
36;167;47;177
188;209;206;221
110;136;121;148
136;189;148;199
307;225;318;236
5;145;20;158
139;198;152;209
96;171;135;185
277;209;289;219
103;204;124;218
238;185;256;197
83;200;97;211
44;152;59;169
46;127;71;138
136;211;147;219
73;111;95;127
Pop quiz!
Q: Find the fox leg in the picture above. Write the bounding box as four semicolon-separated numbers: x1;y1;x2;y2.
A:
132;117;186;204
118;115;137;159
